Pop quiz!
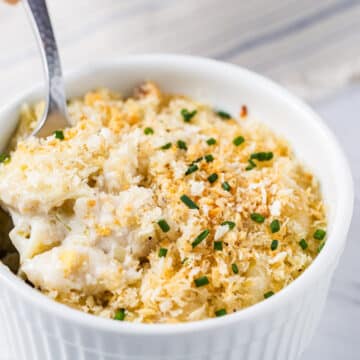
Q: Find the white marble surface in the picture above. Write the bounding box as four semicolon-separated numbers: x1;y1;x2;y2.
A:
300;85;360;360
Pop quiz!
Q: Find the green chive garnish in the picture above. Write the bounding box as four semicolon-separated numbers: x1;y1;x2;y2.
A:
270;240;279;251
250;213;265;223
221;221;235;230
270;219;280;233
177;140;187;150
232;263;239;274
250;152;273;161
160;142;172;150
206;138;216;146
144;127;154;135
208;173;218;183
221;182;231;191
114;308;126;321
313;229;326;240
264;291;274;299
216;110;231;119
0;153;11;164
181;109;197;122
158;248;168;257
185;164;199;176
205;154;214;163
245;159;256;171
180;194;199;209
214;241;223;251
215;308;227;317
194;276;209;287
193;156;203;163
157;219;170;233
299;239;308;250
54;130;64;140
192;229;210;248
233;136;245;146
318;242;325;253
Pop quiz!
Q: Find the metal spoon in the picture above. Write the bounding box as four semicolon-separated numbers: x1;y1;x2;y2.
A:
24;0;70;137
1;0;69;272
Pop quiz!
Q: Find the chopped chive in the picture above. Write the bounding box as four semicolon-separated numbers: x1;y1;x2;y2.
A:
158;248;168;257
264;291;274;299
216;110;231;119
221;181;231;191
221;221;235;230
114;308;126;321
194;276;209;287
313;229;326;240
181;109;197;122
192;229;210;248
177;140;187;150
205;154;214;163
160;142;172;150
318;242;325;253
54;130;64;140
0;153;11;164
245;159;256;171
250;152;273;161
215;308;227;317
231;263;239;274
193;156;203;163
181;257;189;264
185;164;199;176
250;213;265;223
299;239;308;250
144;127;154;135
214;241;223;251
180;194;199;209
206;138;216;146
270;219;280;233
233;136;245;146
208;173;218;183
270;240;279;251
189;157;203;166
157;219;170;233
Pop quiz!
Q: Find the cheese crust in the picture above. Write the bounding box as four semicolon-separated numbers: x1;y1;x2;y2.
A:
0;82;326;323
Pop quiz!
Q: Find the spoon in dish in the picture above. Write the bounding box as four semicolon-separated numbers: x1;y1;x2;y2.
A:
0;0;69;272
24;0;70;137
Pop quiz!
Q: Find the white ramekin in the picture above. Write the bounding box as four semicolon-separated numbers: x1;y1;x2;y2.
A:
0;55;354;360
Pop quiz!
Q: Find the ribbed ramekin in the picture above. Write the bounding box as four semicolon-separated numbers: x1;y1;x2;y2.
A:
0;55;353;360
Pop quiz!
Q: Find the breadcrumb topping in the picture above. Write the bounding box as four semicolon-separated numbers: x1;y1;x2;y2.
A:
0;82;326;323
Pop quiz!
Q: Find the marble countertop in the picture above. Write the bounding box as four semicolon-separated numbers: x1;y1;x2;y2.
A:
301;85;360;360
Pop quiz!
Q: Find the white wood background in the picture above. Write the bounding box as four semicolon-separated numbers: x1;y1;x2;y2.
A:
0;0;360;102
0;1;359;359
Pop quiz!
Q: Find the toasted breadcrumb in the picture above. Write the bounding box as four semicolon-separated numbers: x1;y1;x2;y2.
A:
0;82;326;323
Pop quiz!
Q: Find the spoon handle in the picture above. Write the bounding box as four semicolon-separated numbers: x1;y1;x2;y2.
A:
23;0;70;137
